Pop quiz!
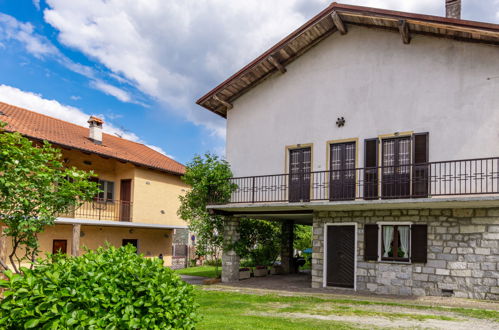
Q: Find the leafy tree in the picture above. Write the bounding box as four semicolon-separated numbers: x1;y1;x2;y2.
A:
0;124;99;273
294;224;312;252
0;245;199;329
236;219;281;266
178;153;235;276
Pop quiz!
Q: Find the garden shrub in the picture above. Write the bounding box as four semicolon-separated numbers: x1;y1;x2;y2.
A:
0;245;199;329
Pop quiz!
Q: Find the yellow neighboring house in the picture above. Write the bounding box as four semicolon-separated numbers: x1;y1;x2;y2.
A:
0;102;190;267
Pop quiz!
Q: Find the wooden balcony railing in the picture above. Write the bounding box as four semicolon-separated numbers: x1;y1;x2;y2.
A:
212;157;499;204
58;199;133;221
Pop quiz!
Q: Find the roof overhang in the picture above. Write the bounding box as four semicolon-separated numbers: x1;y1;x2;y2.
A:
196;2;499;118
56;217;188;230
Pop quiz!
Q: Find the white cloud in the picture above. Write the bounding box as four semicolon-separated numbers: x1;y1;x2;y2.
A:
0;13;137;104
33;0;40;10
0;84;168;155
42;0;319;139
0;13;58;59
70;95;81;101
91;80;131;103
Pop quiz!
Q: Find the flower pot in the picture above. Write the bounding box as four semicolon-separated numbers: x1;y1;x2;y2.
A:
254;267;268;277
239;270;251;280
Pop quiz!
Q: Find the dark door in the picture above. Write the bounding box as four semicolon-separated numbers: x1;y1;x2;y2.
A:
329;142;356;201
326;225;355;288
288;147;311;202
122;239;138;252
382;137;411;198
120;179;132;221
52;240;67;254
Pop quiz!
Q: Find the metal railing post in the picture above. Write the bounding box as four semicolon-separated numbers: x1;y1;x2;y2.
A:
252;176;256;203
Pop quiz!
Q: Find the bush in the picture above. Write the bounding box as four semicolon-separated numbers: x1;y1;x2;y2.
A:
204;259;221;267
0;245;199;329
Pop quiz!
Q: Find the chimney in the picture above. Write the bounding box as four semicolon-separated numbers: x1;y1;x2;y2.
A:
88;116;104;144
446;0;461;19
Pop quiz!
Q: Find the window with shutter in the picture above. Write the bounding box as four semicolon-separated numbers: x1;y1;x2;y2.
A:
363;139;378;200
381;225;410;262
364;224;378;261
411;225;428;263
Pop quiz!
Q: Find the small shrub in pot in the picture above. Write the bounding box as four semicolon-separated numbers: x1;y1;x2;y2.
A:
0;245;199;329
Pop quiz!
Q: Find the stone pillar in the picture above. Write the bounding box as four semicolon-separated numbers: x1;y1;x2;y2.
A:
311;215;324;289
281;220;295;274
221;218;240;283
71;224;81;257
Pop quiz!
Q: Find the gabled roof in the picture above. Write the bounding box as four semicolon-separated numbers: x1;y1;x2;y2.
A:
0;102;185;176
197;2;499;118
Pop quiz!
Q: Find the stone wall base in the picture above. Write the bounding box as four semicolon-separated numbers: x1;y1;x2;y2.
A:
312;208;499;300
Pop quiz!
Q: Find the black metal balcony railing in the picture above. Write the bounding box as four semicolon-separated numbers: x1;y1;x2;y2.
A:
58;199;133;221
216;157;499;204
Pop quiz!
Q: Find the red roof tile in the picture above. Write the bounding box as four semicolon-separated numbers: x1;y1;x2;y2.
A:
0;102;185;175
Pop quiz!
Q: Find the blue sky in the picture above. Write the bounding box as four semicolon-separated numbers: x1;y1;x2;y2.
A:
0;0;498;164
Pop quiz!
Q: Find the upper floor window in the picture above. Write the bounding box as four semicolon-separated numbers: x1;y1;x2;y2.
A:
381;225;410;262
90;177;114;202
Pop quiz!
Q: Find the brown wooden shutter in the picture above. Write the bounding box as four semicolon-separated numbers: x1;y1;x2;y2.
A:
412;133;429;197
364;224;378;261
363;139;378;200
411;225;428;263
413;133;429;164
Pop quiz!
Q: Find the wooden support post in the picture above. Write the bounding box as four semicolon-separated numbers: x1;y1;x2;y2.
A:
398;19;411;44
0;226;8;270
268;55;286;74
331;11;347;35
213;95;233;111
72;224;81;257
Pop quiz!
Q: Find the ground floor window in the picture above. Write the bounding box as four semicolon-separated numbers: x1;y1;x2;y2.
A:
381;225;410;262
364;223;427;264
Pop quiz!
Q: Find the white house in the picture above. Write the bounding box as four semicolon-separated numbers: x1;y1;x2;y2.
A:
197;1;499;299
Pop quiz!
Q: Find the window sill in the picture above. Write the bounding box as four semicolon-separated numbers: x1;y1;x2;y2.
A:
378;260;411;265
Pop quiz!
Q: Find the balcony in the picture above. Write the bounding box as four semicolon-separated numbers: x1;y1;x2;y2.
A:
58;199;133;222
214;157;499;205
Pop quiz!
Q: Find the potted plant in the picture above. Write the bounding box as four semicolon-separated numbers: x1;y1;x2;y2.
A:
239;267;251;280
254;265;268;277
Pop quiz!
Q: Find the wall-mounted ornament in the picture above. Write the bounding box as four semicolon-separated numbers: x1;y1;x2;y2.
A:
336;117;345;127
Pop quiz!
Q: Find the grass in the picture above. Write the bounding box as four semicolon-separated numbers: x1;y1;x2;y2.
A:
175;265;220;278
193;288;499;329
195;289;359;329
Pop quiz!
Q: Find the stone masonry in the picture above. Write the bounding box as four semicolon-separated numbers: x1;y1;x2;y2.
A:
312;208;499;300
221;218;240;283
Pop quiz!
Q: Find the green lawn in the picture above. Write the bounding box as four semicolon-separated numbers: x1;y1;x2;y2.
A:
175;265;219;278
194;289;499;330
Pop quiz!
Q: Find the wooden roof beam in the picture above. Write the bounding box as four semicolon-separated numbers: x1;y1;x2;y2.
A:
398;19;411;44
213;95;233;111
331;11;347;35
268;55;287;74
